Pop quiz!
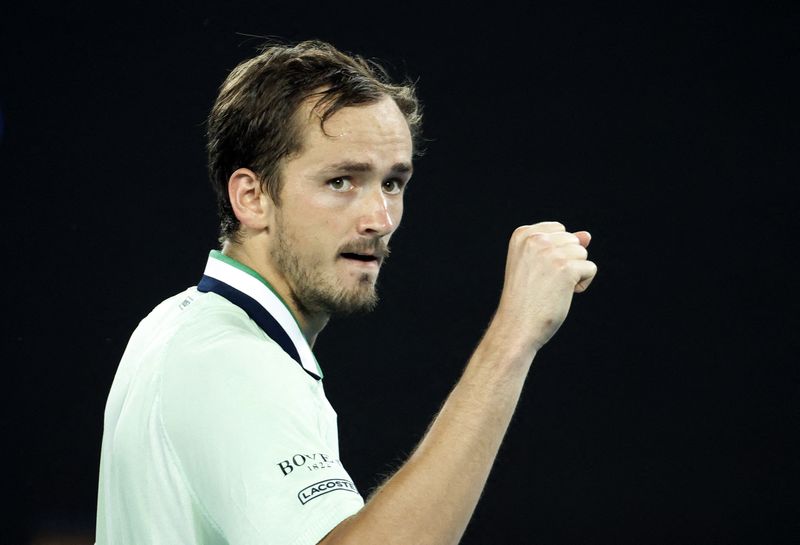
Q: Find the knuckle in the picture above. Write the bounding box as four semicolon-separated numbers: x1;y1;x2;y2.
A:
511;225;531;242
532;236;553;252
523;232;547;245
536;220;564;230
512;225;528;236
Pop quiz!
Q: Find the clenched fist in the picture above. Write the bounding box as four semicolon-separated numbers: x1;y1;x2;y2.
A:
494;221;597;354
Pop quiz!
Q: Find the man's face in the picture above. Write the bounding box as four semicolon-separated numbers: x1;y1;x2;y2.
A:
269;95;413;316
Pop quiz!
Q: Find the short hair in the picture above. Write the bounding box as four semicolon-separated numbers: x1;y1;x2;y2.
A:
206;40;423;243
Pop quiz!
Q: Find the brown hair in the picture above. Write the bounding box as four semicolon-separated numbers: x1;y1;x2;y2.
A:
206;40;423;242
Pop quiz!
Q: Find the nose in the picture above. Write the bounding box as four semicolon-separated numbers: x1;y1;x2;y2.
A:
356;187;398;237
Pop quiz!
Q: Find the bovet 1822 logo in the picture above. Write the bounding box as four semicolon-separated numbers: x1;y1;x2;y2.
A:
277;453;343;476
297;479;358;505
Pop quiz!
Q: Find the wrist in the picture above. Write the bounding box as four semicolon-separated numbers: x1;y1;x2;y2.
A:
479;314;539;370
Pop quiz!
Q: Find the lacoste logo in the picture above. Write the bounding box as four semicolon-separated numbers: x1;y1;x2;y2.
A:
297;479;358;505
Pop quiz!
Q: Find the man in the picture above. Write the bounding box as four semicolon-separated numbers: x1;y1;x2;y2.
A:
95;40;596;544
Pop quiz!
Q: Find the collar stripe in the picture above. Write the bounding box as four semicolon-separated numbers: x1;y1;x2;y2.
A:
198;254;322;381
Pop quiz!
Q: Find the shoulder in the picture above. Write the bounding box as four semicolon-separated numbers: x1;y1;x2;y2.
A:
165;290;298;376
158;290;315;417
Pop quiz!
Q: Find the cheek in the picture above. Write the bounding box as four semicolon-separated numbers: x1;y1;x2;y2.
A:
307;188;346;210
391;199;404;227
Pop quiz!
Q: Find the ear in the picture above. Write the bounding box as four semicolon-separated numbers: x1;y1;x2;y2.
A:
228;168;273;231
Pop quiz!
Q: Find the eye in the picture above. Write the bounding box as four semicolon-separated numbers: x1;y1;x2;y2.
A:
382;178;405;195
327;177;353;192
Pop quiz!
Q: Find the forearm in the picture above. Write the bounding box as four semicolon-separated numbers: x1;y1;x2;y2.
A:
321;318;536;545
321;222;597;545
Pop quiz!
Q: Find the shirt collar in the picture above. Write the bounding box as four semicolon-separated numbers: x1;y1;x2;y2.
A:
197;250;323;380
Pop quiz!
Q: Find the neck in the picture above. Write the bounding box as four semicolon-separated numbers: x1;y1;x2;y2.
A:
221;240;329;347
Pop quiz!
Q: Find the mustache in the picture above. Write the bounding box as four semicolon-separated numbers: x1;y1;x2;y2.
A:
338;238;391;260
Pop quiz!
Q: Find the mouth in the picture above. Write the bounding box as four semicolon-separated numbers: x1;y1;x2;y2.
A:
339;252;381;267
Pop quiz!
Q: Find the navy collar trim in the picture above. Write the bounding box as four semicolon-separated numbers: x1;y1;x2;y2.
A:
197;253;322;381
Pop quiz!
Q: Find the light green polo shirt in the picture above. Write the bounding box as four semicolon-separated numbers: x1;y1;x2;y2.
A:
96;251;364;544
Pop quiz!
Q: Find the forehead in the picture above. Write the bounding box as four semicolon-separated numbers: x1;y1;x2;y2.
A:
290;95;413;169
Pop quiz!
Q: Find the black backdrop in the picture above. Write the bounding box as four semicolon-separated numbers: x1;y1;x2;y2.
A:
2;3;797;544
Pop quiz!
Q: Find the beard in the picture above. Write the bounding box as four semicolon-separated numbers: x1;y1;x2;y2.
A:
270;214;385;317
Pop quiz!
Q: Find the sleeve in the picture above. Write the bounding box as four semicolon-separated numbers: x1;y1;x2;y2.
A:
159;325;364;545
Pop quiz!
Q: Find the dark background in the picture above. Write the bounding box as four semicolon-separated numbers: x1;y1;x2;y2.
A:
2;3;797;544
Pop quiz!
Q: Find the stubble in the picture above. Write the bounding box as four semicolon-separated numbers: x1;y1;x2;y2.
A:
271;214;380;317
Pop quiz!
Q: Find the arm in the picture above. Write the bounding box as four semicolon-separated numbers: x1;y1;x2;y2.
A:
320;222;597;545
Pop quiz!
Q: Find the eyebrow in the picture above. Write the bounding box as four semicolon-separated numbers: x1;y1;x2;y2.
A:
323;161;413;176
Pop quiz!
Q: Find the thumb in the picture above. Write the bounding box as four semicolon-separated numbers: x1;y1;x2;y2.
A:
574;231;591;248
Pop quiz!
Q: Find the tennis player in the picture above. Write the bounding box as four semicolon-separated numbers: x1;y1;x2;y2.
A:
95;40;596;544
